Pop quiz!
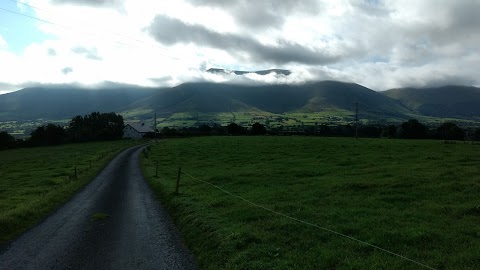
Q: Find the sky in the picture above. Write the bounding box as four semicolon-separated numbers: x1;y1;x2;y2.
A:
0;0;479;94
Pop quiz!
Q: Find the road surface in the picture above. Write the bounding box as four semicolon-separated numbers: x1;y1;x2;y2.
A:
0;145;198;270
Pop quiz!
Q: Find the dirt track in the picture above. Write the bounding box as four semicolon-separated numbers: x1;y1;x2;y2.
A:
0;145;197;270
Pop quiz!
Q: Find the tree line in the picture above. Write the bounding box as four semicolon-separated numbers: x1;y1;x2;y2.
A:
0;112;124;150
2;116;480;150
158;119;480;141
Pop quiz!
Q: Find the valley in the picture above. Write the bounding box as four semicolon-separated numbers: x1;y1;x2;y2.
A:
1;81;480;137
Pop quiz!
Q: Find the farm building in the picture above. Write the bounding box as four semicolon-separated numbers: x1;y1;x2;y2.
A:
123;123;154;139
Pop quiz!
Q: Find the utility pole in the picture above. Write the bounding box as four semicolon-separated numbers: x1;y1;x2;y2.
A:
355;102;359;140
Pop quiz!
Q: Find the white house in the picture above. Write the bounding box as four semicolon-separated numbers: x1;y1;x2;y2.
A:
123;123;154;139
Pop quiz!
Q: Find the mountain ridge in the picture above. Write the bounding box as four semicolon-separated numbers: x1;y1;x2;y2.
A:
384;85;480;120
1;81;479;123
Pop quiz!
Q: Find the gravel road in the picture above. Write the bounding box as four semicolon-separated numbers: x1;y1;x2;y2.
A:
0;145;198;270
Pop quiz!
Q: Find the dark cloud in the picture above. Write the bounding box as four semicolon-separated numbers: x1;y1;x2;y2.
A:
61;67;73;75
147;16;339;65
186;0;321;29
50;0;123;8
71;47;102;60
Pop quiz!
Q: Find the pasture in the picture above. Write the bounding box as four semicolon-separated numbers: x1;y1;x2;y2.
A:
0;140;138;245
142;136;480;270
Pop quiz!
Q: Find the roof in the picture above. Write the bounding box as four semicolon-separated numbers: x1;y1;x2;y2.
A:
126;123;154;133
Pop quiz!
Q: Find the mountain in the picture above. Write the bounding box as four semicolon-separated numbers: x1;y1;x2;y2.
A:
126;81;411;119
0;86;155;121
384;86;480;120
2;82;480;123
126;83;261;116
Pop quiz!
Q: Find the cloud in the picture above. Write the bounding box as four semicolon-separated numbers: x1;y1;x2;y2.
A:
71;46;102;60
47;48;57;56
61;67;73;74
149;76;174;85
147;16;340;65
1;0;480;91
50;0;124;8
186;0;321;30
0;82;20;94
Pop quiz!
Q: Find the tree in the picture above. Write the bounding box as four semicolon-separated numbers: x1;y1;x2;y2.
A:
436;122;465;141
399;119;427;139
381;125;397;138
161;127;178;137
358;125;382;138
317;124;331;136
30;124;66;146
69;112;124;141
250;122;266;135
227;123;243;135
198;124;212;135
0;131;15;149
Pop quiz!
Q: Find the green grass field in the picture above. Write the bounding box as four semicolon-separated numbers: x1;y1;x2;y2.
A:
142;136;480;270
153;111;356;129
0;140;138;245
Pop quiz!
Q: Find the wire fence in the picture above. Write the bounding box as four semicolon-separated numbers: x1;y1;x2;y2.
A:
163;167;438;270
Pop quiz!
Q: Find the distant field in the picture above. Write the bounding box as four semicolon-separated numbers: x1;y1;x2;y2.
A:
152;111;358;129
142;136;480;270
0;140;138;245
0;119;69;138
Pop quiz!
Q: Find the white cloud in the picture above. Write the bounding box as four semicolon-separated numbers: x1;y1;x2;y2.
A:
0;0;479;91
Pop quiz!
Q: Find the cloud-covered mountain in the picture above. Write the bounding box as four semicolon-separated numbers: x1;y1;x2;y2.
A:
119;81;410;120
206;68;292;76
1;82;479;123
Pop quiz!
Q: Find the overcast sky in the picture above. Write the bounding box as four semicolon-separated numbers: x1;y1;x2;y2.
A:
1;0;479;94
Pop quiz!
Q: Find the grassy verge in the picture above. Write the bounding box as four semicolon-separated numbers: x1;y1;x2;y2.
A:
0;140;140;245
142;136;480;270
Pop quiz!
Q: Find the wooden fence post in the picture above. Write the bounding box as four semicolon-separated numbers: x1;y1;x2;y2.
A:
175;167;182;194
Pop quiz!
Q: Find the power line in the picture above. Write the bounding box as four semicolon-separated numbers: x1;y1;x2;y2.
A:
0;6;138;49
8;0;48;12
0;6;56;26
0;1;233;76
180;169;438;270
7;0;229;69
1;2;182;61
9;0;179;57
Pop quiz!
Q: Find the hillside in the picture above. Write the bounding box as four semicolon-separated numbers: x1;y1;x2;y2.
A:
384;86;480;120
1;82;480;125
127;81;411;119
0;86;155;121
127;83;261;115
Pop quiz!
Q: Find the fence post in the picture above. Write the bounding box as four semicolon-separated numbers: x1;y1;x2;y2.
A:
175;167;182;194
